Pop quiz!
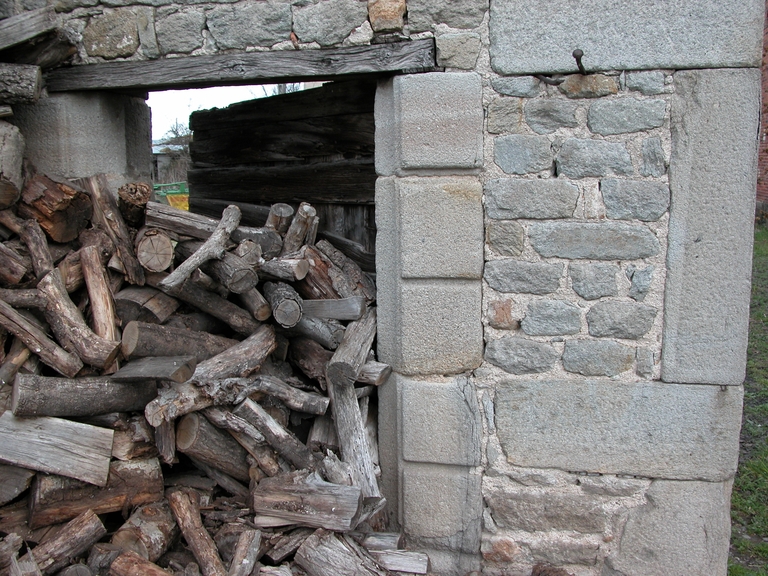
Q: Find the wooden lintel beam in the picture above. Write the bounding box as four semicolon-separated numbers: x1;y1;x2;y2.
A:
0;7;57;52
45;39;437;92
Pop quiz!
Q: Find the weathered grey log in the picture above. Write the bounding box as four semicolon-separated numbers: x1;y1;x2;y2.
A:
19;219;53;279
259;256;309;282
264;528;314;564
111;356;196;383
28;458;164;529
121;321;238;363
354;532;404;552
238;287;271;322
11;374;157;417
316;240;375;303
289;337;332;389
80;245;119;355
263;282;302;329
227;529;261;576
306;216;319;246
0;288;44;308
135;227;175;273
233;239;262;266
111;501;178;562
176;412;250;483
176;240;258;294
0;532;23;572
264;203;294;235
0;63;42;105
0;7;57;51
143;381;212;428
369;551;428;574
109;550;172;576
280;202;316;256
281;315;344;351
307;415;338;453
167;490;227;576
0;242;29;285
111;415;157;461
294;529;388;576
0;336;31;386
189;199;270;230
188;457;249;502
0;412;113;486
249;375;329;415
154;419;176;465
317;231;375;273
0;464;35;506
301;296;365;321
0;105;11;118
10;553;43;576
190;324;275;386
356;361;391;386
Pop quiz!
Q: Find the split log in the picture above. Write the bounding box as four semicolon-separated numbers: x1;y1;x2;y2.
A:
307;415;338;453
56;249;84;293
264;203;294;235
80;245;119;345
263;282;302;329
111;356;196;383
296;245;355;301
238;288;271;322
294;530;389;576
187;457;249;502
109;551;171;576
190;324;275;386
306;216;319;245
301;296;365;321
117;182;151;228
0;243;29;285
111;501;178;562
37;269;121;369
19;174;92;243
121;321;237;363
369;551;429;574
135;228;175;273
87;543;123;576
19;219;53;279
227;529;261;576
0;464;35;506
114;286;179;325
0;412;113;486
154;419;176;465
176;412;250;483
259;257;309;282
28;458;164;529
316;240;375;303
19;510;107;575
264;528;313;564
11;374;157;417
0;336;32;386
0;532;23;572
282;315;344;351
10;551;43;576
167;490;227;576
281;202;316;256
176;240;257;294
111;415;157;461
159;205;241;294
75;175;144;285
0;288;44;308
0;63;42;104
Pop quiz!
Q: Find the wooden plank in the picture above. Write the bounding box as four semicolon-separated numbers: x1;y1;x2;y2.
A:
0;412;114;486
0;7;57;52
45;39;436;92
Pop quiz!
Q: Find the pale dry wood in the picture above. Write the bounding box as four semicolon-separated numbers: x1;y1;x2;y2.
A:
248;375;329;415
0;63;42;105
154;419;176;465
305;216;319;246
233;239;262;266
0;412;113;486
56;249;84;293
176;412;250;483
0;105;11;117
238;287;271;322
369;550;429;574
11;374;157;417
19;174;92;244
143;381;211;428
111;501;178;562
257;566;290;576
280;202;316;256
176;240;257;294
135;228;175;273
264;203;294;235
301;296;365;321
109;550;172;576
111;415;157;461
354;532;404;552
121;321;237;362
294;529;388;576
0;336;32;386
307;415;338;453
281;315;344;351
259;257;309;282
19;219;53;279
227;529;260;576
264;528;313;564
10;553;43;576
356;361;391;387
190;324;275;386
111;356;196;383
0;464;35;506
167;490;227;576
0;7;57;51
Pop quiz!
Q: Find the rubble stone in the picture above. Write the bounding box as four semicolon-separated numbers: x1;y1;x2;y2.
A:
155;8;204;54
524;99;579;134
626;264;654;302
486;220;525;257
556;138;633;178
485;178;579;219
626;70;667;95
530;221;660;260
367;0;405;32
494;134;553;174
601;179;670;221
292;0;368;46
207;2;292;49
588;98;667;135
486;97;524;134
492;76;541;98
569;263;618;300
437;33;482;70
487;299;519;330
82;10;139;58
635;347;655;378
407;0;489;32
586;301;657;339
485;336;560;374
484;260;563;294
521;300;581;336
640;137;666;177
562;339;634;376
558;74;618;99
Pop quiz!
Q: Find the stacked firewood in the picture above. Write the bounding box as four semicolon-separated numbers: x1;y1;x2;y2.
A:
0;171;429;575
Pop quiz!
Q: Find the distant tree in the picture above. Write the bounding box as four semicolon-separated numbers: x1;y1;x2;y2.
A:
155;120;192;184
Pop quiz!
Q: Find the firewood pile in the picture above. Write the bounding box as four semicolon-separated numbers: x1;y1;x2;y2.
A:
0;171;429;575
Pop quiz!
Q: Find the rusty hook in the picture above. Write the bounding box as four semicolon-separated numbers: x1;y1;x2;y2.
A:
573;49;587;75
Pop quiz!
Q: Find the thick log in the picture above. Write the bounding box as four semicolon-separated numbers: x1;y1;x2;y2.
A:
117;182;151;228
233;239;262;266
121;321;237;362
307;415;338;453
189;199;270;229
282;315;344;351
259;256;309;282
37;269;121;369
109;551;171;576
238;287;271;322
113;286;179;326
264;203;294;235
154;419;176;465
111;415;157;461
19;219;53;279
87;543;123;576
11;374;157;417
294;530;389;576
0;288;44;308
297;245;352;301
111;501;178;562
227;529;261;576
0;464;35;506
29;458;164;529
263;282;302;329
135;228;175;273
176;412;250;483
0;336;32;386
19;510;107;575
301;296;365;321
75;175;144;286
111;356;196;383
0;243;29;285
0;63;42;105
167;490;227;576
288;337;332;389
176;240;257;294
58;564;93;575
19;175;92;243
0;7;57;52
281;202;316;256
191;324;275;385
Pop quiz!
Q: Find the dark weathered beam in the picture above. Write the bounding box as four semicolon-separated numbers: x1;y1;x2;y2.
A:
45;39;436;92
0;7;57;52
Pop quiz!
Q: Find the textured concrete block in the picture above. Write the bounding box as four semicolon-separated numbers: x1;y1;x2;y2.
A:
495;379;743;480
521;300;581;336
485;336;560;375
489;0;762;74
156;8;205;53
402;464;482;553
605;480;732;576
486;220;524;257
626;70;668;95
292;0;368;46
407;0;488;31
663;69;760;385
556;138;633;178
530;221;660;260
486;178;578;220
587;301;657;339
375;73;483;175
486;97;523;134
484;260;563;294
588;98;667;135
401;375;480;466
492;76;541;98
562;339;634;377
569;263;618;300
436;33;482;70
494;134;553;175
601;179;670;221
524;100;579;134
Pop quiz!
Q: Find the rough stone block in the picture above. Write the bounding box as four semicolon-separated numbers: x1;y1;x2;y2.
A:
375;73;483;175
492;76;541;98
82;9;139;58
663;69;760;385
416;549;480;576
436;33;482;70
402;464;482;554
569;262;618;300
626;70;668;95
635;347;655;378
407;0;489;32
401;375;480;466
487;298;519;330
292;0;368;46
641;137;667;177
530;221;660;260
521;300;581;336
485;178;579;219
556;138;633;178
156;8;204;54
588;98;667;135
524;100;579;134
562;339;635;376
367;0;405;32
489;0;762;74
135;6;160;59
586;300;657;339
557;74;619;99
485;336;560;375
626;264;654;302
0;121;24;191
601;179;670;221
486;97;524;134
484;260;563;294
486;220;524;257
494;134;553;175
495;379;743;480
605;480;732;576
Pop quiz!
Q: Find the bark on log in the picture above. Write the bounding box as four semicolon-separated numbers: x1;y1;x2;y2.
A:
0;243;29;285
19;219;53;279
0;64;41;104
28;458;164;529
114;286;179;325
294;530;388;576
281;315;344;351
248;375;329;415
117;182;151;229
301;296;365;321
110;501;178;562
176;240;257;294
289;337;332;389
87;543;123;576
111;415;157;461
167;490;227;576
135;228;175;273
19;175;92;243
80;245;119;372
316;240;375;303
0;288;44;308
317;231;375;273
109;550;172;576
56;249;84;293
0;464;35;506
154;419;176;465
281;202;316;256
0;336;32;386
264;203;294;235
190;324;275;386
176;412;250;483
356;361;391;387
259;257;309;282
11;374;157;417
111;356;196;383
121;321;237;363
263;282;302;329
227;529;261;576
296;245;353;301
237;288;271;322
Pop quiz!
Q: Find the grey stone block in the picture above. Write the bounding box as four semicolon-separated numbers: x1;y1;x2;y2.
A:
569;262;618;300
375;73;483;175
558;74;619;99
587;300;657;339
436;33;482;70
485;178;578;219
562;339;635;376
485;336;560;375
524;99;579;134
640;136;667;177
635;347;655;378
521;300;581;336
486;97;523;134
82;9;139;58
208;1;292;49
626;264;654;302
588;98;667;135
556;138;633;178
495;379;743;480
486;220;524;257
135;6;160;59
407;0;489;31
626;70;668;95
292;0;368;46
0;121;24;191
494;134;553;174
663;69;760;385
530;221;660;260
489;0;762;74
484;260;563;294
492;76;541;98
606;480;732;576
601;179;670;221
402;464;482;554
156;8;204;54
401;375;480;466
